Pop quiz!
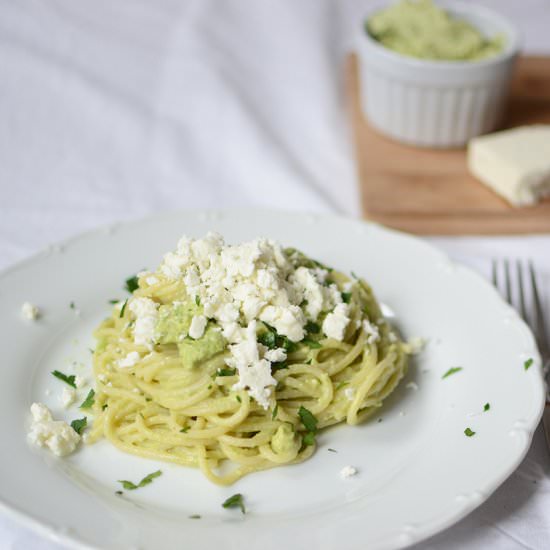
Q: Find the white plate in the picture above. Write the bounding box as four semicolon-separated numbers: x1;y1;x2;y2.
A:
0;210;545;550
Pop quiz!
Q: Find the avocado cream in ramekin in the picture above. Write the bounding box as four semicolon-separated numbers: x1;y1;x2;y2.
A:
366;0;505;61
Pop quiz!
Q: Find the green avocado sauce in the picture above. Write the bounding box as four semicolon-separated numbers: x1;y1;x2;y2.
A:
366;0;505;61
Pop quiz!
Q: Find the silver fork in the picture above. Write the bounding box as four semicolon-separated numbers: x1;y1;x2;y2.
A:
492;259;550;454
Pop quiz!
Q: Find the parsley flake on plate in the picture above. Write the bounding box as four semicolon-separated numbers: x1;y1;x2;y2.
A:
272;404;279;420
118;470;162;491
222;493;245;514
70;417;87;435
442;367;463;379
524;358;534;370
483;403;490;412
464;428;476;437
80;389;95;409
51;370;76;388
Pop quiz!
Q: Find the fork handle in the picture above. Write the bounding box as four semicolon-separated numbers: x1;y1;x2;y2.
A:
544;403;550;458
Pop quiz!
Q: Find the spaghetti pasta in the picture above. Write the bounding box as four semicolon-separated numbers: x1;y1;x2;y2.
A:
87;234;409;485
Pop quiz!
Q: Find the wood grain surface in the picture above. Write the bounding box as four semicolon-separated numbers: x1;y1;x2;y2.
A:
347;55;550;235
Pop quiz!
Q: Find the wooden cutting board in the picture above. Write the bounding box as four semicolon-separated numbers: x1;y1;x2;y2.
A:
347;54;550;235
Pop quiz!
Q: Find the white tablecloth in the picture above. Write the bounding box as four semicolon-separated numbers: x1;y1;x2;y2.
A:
1;1;549;548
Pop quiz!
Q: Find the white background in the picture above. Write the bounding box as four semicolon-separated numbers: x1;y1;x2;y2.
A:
0;1;549;548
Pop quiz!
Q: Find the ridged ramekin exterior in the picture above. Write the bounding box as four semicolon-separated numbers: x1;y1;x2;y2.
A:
357;2;520;148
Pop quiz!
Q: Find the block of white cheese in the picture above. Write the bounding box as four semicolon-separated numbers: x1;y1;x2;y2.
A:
467;125;550;207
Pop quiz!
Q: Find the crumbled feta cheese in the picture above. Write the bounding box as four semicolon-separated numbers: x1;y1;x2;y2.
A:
363;319;380;344
129;297;159;348
344;387;355;401
28;403;80;456
145;276;159;286
118;351;141;368
155;233;379;406
229;321;277;409
259;305;305;342
340;465;358;479
98;373;108;383
264;348;287;363
406;337;426;354
60;387;76;408
322;303;350;341
406;381;419;391
74;376;87;389
189;315;207;339
21;302;40;320
388;331;398;343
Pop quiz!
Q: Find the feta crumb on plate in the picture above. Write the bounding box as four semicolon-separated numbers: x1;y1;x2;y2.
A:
60;387;76;408
21;302;40;320
340;465;358;479
27;403;80;456
405;381;419;391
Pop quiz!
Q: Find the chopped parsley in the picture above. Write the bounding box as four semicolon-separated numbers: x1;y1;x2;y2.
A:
259;324;297;353
524;358;534;370
124;275;139;294
189;514;201;519
304;321;320;334
335;381;348;390
442;367;463;379
195;295;201;306
118;470;162;490
108;299;120;305
180;427;190;433
341;292;352;304
483;403;491;412
258;329;277;349
222;493;245;514
216;368;236;377
298;406;318;446
115;490;123;496
70;417;87;435
69;301;76;309
464;428;476;437
236;395;242;403
351;271;359;279
272;404;279;420
119;299;128;318
327;448;337;453
302;338;321;349
80;389;95;409
102;404;108;411
51;370;76;388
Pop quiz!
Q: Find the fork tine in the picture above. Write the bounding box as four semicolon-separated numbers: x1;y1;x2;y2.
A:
516;260;528;322
504;259;513;304
491;259;498;288
529;261;549;357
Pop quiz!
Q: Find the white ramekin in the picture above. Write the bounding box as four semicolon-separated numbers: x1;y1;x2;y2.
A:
357;1;520;148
